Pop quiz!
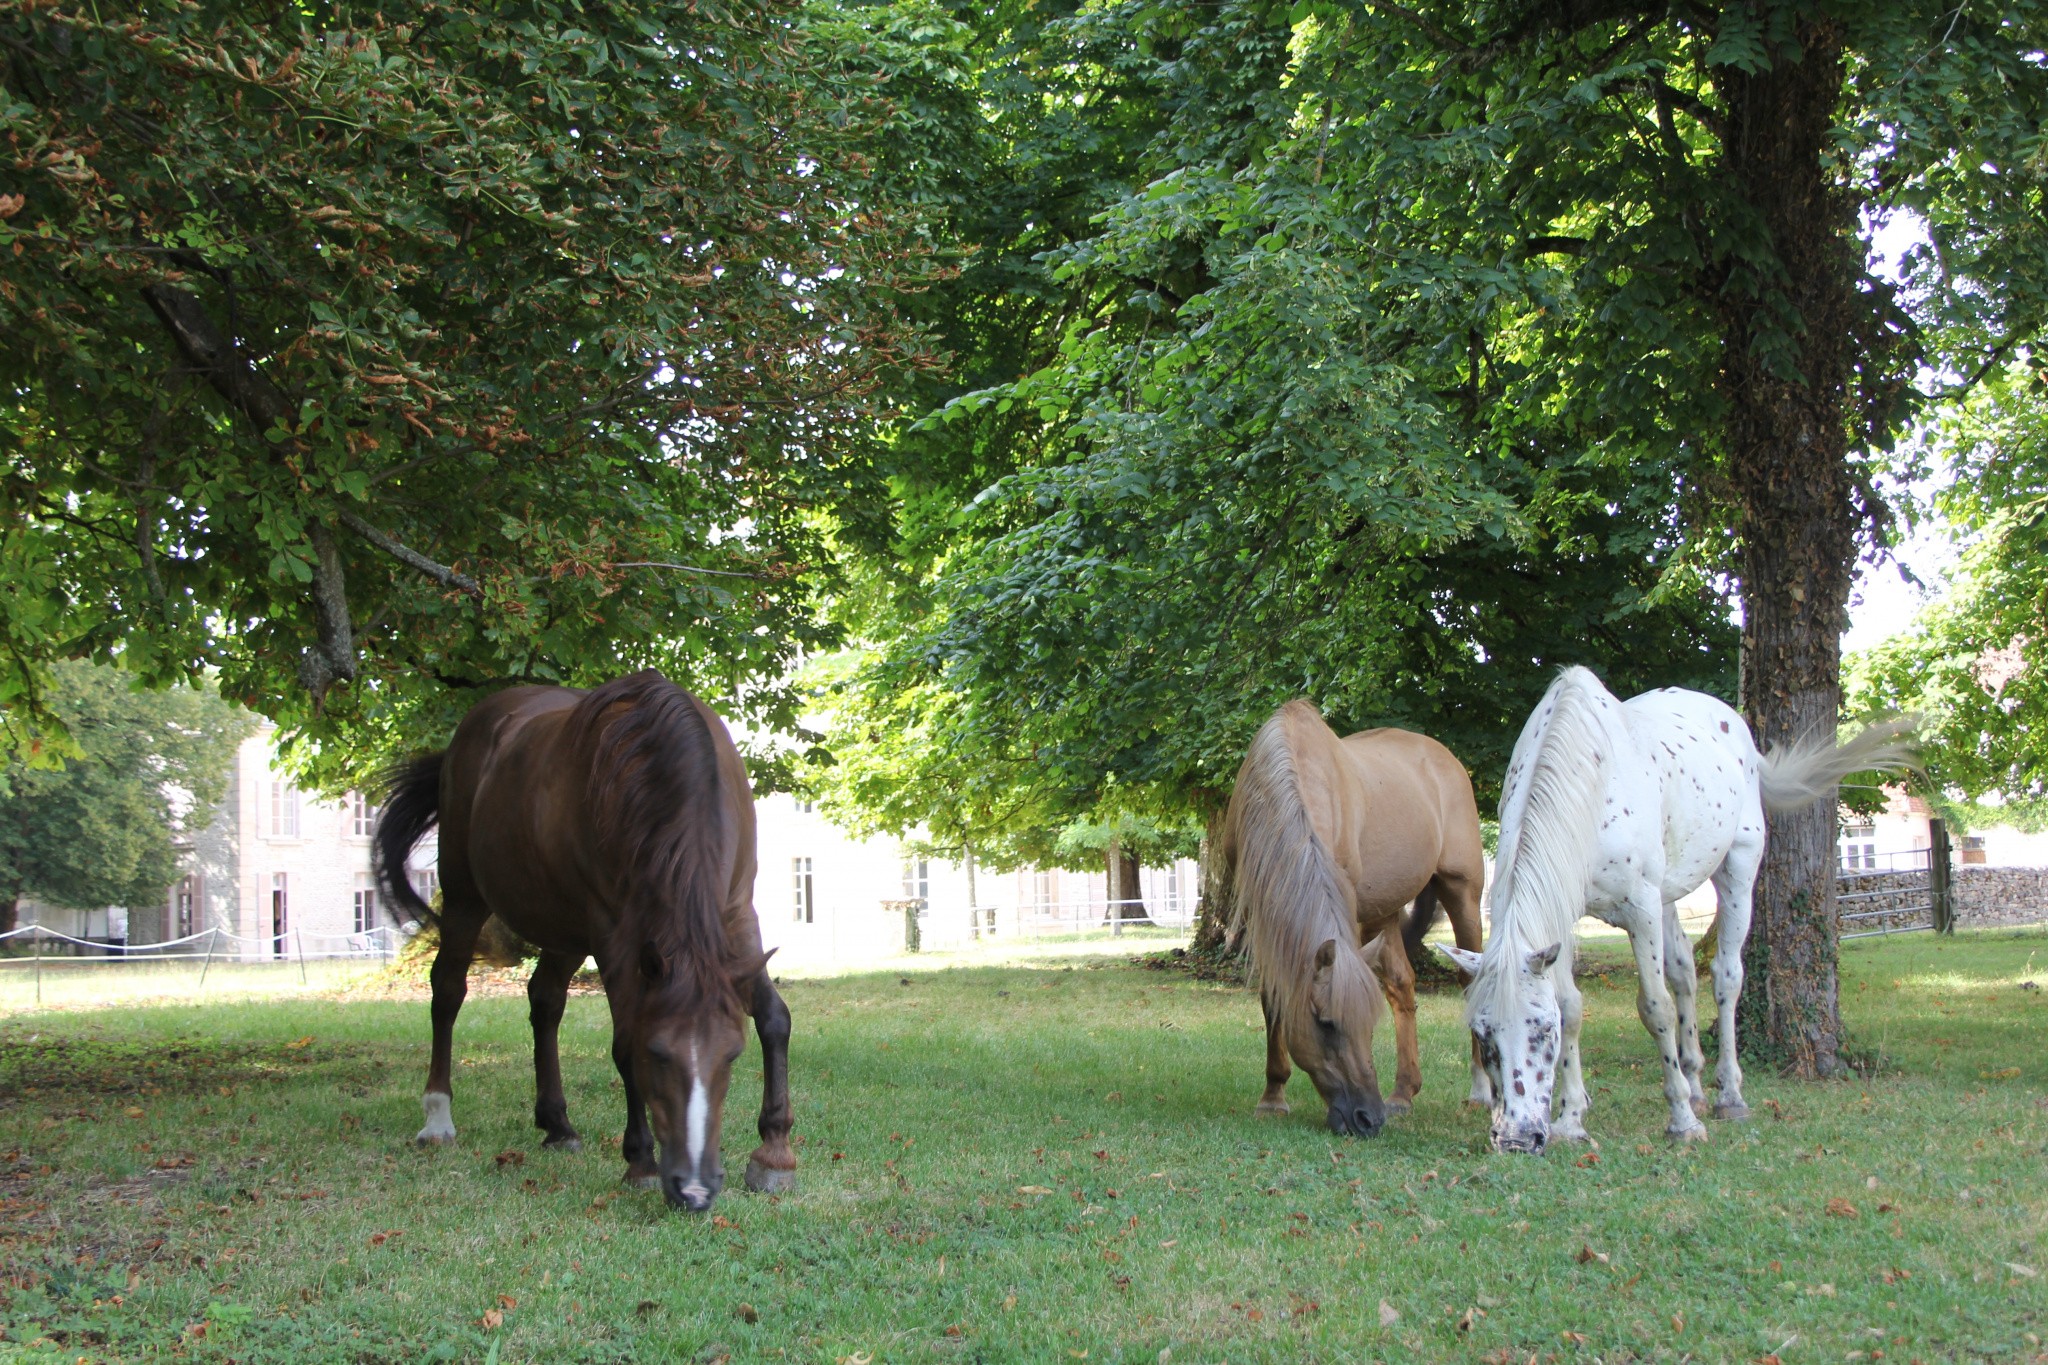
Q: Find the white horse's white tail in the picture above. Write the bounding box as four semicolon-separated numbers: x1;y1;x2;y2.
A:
1757;716;1919;812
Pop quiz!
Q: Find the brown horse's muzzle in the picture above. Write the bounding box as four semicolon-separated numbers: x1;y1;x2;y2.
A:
664;1162;723;1213
1326;1091;1385;1138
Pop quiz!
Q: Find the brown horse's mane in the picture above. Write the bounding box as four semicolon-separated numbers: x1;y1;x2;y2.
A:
568;671;739;1017
1226;701;1388;1036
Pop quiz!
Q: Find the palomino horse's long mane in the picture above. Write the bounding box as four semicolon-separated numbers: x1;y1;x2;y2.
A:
569;670;738;1014
1227;701;1387;1032
1468;667;1612;1023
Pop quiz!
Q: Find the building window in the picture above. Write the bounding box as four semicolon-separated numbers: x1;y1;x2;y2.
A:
270;872;290;957
1163;863;1182;914
353;873;378;934
792;857;815;924
794;798;815;814
408;867;440;912
269;780;301;838
1839;821;1876;871
1961;834;1987;865
350;791;377;838
1031;867;1053;913
902;856;930;902
173;874;198;939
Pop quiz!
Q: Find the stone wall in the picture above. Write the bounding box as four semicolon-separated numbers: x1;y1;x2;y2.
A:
1954;865;2048;929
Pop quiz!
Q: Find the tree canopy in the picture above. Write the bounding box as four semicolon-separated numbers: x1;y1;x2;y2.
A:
0;0;952;781
0;662;249;935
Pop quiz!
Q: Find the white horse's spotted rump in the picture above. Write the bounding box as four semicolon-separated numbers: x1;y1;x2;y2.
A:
1446;668;1912;1152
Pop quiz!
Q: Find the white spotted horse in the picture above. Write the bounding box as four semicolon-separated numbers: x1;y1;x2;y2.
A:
374;670;796;1211
1438;667;1913;1152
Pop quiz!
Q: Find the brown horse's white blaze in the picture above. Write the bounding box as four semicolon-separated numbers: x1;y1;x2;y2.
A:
375;671;798;1214
1225;701;1487;1137
1444;668;1914;1153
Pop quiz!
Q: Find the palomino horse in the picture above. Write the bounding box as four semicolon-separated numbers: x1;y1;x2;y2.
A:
373;671;796;1212
1224;700;1486;1136
1438;667;1913;1152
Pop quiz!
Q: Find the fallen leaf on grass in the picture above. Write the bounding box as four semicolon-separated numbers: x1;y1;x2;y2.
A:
944;1324;962;1337
498;1295;517;1310
1575;1245;1609;1265
1826;1198;1859;1218
1455;1306;1485;1332
124;1107;145;1119
480;1309;503;1330
737;1302;760;1323
495;1150;525;1169
367;1230;402;1247
1378;1300;1400;1327
1980;1067;2021;1080
1561;1330;1588;1346
2006;1262;2039;1278
286;1036;314;1050
1574;1152;1600;1168
1671;1312;1684;1332
1017;1185;1053;1196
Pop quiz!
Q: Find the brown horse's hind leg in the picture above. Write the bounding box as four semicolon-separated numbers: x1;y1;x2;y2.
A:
418;910;486;1146
528;948;584;1151
743;972;797;1195
1378;926;1422;1114
1255;992;1291;1115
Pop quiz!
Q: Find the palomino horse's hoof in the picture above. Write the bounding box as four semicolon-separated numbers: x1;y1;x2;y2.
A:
1254;1100;1290;1117
1713;1100;1752;1122
745;1156;796;1195
624;1172;660;1191
542;1136;583;1153
1666;1122;1709;1145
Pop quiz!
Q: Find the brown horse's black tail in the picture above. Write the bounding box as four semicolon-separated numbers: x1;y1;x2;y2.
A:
1402;881;1441;966
374;752;444;928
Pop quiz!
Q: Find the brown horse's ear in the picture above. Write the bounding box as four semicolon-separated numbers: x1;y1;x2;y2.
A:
727;946;777;983
638;941;669;984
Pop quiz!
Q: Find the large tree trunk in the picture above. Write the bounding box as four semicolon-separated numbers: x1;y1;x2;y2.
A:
1106;839;1146;921
1718;20;1860;1079
1191;804;1235;953
0;894;18;938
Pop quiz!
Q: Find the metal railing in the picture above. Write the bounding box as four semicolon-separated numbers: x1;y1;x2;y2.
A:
0;922;403;1003
1838;819;1955;940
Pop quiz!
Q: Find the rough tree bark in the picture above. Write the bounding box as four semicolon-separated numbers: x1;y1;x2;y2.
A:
0;894;18;938
1716;19;1860;1079
1191;804;1235;953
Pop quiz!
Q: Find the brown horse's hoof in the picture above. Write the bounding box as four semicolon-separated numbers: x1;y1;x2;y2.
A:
624;1171;660;1191
745;1156;796;1195
1384;1097;1413;1118
1254;1100;1290;1117
1713;1100;1752;1122
542;1135;583;1153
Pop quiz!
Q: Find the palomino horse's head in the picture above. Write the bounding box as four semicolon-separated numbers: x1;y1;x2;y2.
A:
628;945;769;1212
1287;937;1390;1137
1440;941;1562;1154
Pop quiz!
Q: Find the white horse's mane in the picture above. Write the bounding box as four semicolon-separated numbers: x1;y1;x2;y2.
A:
1227;702;1387;1031
1468;667;1613;1023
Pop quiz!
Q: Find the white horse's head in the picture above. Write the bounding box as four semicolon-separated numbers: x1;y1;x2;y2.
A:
1439;941;1563;1154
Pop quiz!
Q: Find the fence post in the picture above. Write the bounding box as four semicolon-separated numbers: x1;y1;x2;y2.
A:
294;925;308;984
198;924;219;989
1929;818;1955;935
32;925;41;1006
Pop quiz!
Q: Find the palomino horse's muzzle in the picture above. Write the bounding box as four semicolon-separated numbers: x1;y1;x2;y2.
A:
1326;1092;1386;1138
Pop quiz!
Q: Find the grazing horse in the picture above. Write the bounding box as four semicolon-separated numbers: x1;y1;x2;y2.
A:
373;671;796;1212
1224;700;1487;1136
1438;667;1913;1153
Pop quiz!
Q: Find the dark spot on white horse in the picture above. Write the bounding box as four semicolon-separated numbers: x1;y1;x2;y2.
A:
1719;721;1729;732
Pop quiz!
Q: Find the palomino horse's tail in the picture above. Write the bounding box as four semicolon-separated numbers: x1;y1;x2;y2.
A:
374;752;446;927
1401;882;1440;968
569;670;736;1008
1758;716;1919;812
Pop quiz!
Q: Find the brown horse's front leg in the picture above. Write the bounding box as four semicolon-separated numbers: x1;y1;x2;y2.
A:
528;949;584;1150
1377;927;1422;1115
610;1031;658;1188
1255;991;1291;1115
417;912;486;1146
743;973;797;1194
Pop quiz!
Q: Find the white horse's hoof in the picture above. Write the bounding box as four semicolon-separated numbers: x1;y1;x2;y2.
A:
1254;1100;1290;1117
415;1094;456;1146
625;1173;660;1191
1552;1127;1594;1146
1689;1096;1710;1119
745;1156;796;1194
1666;1122;1709;1144
1713;1100;1752;1122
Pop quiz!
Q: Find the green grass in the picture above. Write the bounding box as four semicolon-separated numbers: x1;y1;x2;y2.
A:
1;931;2044;1364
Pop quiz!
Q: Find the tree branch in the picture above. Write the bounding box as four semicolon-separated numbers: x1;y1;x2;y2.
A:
1524;235;1592;256
142;281;356;703
336;510;482;596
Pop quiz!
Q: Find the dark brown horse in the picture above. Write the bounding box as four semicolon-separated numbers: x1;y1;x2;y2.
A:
374;671;795;1212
